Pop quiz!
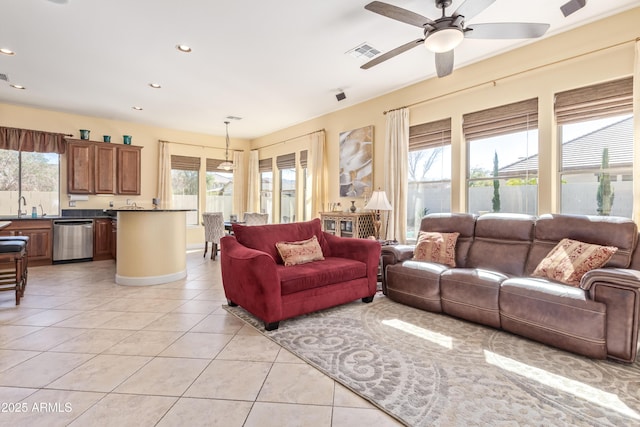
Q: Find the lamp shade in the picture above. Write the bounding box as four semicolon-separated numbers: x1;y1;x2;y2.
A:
364;190;392;211
424;28;464;53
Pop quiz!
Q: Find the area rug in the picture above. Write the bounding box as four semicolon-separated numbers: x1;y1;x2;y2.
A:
224;296;640;427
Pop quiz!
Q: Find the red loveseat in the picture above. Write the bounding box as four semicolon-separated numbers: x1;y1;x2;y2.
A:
220;218;381;330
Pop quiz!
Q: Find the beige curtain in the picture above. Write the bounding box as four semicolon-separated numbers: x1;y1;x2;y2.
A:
233;151;245;217
308;130;327;218
384;108;409;243
157;141;172;209
634;40;640;225
247;150;260;213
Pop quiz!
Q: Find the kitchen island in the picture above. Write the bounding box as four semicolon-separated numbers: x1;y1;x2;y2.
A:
109;208;190;286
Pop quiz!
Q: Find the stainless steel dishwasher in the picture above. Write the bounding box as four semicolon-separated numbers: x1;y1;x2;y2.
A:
53;219;94;263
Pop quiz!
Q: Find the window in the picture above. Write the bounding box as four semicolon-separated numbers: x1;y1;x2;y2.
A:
205;158;233;220
556;78;633;217
277;153;296;223
407;118;452;240
464;99;539;215
171;155;200;225
0;150;60;216
259;158;273;223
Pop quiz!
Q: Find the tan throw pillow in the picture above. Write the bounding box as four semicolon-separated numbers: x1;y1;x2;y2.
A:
532;238;618;286
413;231;460;267
275;235;325;266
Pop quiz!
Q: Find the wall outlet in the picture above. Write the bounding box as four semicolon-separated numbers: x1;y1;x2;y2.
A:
69;201;76;207
126;199;132;205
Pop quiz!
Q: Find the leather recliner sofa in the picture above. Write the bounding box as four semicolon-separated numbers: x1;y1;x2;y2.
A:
382;213;640;363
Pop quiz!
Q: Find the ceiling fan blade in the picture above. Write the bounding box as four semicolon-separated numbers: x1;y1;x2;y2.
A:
435;50;454;78
452;0;496;21
361;38;424;69
465;23;550;39
560;0;586;17
364;1;433;28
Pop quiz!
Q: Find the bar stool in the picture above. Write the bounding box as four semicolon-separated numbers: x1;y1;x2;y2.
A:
0;240;28;305
0;236;29;296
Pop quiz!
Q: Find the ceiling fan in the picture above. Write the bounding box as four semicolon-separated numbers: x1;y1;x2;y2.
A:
361;0;550;77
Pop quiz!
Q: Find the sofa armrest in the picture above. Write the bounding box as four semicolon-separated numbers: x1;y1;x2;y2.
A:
323;233;381;294
379;245;415;294
580;268;640;363
220;235;283;323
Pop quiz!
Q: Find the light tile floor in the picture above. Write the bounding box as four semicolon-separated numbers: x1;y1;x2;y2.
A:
0;250;402;426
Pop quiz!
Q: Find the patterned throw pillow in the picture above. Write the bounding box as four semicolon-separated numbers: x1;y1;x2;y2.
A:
532;238;618;286
275;235;325;266
413;231;460;267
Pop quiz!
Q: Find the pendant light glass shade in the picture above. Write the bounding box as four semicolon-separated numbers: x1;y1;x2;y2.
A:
218;121;235;171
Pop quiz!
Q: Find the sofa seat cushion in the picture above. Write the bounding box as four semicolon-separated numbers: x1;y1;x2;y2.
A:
277;257;366;295
499;277;607;359
386;261;451;312
440;268;508;328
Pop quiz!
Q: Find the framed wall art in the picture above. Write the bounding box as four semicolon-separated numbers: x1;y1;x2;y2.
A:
339;125;373;198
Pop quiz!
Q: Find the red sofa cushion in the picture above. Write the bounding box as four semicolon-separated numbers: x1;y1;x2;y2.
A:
233;218;331;264
277;257;367;295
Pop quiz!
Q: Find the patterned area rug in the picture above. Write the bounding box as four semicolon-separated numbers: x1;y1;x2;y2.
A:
224;296;640;427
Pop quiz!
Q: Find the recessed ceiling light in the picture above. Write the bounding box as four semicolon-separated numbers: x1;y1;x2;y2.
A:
0;48;15;56
149;83;161;89
132;106;143;111
10;84;25;90
176;44;192;53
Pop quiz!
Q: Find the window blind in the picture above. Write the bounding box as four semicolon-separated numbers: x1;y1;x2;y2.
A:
276;153;296;169
171;155;200;171
205;158;225;172
555;77;633;125
259;158;273;173
300;150;308;168
409;118;451;151
463;98;538;141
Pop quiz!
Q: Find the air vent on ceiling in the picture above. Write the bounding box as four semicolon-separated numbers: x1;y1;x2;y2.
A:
0;73;8;82
346;43;381;60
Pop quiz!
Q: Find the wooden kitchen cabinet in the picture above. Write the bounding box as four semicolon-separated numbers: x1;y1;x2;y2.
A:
66;139;141;195
110;219;117;260
95;144;116;194
67;140;95;194
93;218;113;261
116;145;141;195
0;220;53;266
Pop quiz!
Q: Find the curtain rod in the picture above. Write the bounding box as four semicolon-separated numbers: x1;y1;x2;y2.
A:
383;37;637;115
256;129;325;150
158;139;241;152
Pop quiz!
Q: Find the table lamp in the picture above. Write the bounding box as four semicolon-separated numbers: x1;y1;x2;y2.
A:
364;189;392;240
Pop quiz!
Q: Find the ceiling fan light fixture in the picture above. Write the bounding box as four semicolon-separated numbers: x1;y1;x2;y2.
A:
424;27;463;53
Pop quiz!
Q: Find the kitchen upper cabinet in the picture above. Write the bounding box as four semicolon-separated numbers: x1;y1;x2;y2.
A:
95;144;116;194
116;145;141;195
66;139;141;195
67;140;95;194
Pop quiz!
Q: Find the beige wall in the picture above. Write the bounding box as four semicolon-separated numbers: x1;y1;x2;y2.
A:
1;7;639;247
250;7;639;219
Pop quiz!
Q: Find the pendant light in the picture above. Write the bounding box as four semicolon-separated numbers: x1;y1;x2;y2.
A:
218;121;235;171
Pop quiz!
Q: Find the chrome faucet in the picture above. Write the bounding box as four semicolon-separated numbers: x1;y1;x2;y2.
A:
39;204;46;217
17;196;26;218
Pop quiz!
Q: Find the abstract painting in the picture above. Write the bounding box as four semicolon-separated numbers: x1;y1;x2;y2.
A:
339;125;373;197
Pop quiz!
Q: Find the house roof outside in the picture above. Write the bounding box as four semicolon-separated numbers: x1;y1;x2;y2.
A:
499;116;633;176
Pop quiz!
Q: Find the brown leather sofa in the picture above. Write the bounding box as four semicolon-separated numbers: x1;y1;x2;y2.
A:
382;213;640;363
